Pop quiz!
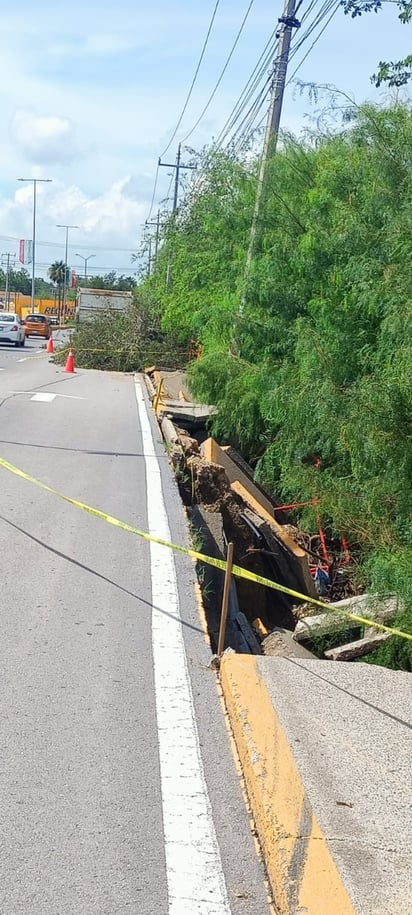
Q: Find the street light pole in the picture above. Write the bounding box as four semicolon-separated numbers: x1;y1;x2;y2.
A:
56;223;79;321
18;177;52;312
1;252;16;308
75;253;96;283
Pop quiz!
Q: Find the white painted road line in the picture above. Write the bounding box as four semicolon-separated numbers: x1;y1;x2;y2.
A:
31;393;56;402
9;391;85;400
17;358;28;363
135;379;231;915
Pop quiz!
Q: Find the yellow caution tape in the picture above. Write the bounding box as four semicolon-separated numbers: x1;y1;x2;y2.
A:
0;454;411;644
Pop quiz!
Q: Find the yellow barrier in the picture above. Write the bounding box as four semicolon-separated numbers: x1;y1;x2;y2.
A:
0;454;411;643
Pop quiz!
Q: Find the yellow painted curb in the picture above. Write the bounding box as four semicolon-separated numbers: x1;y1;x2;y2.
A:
220;654;357;915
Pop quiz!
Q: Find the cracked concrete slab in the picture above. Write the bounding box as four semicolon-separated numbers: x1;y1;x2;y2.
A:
220;654;412;915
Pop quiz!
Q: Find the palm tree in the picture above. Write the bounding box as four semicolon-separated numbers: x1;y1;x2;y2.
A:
48;261;66;322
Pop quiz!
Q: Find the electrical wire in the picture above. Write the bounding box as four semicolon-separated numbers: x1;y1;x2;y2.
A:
181;0;256;144
227;0;341;153
146;1;221;221
287;0;341;84
178;0;345;225
146;159;160;223
147;0;345;250
159;0;221;158
214;31;279;149
208;0;323;155
289;0;338;62
184;27;279;201
231;77;273;151
0;234;137;253
165;170;175;207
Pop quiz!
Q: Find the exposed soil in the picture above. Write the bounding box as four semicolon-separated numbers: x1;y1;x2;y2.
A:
155;387;362;654
172;431;307;634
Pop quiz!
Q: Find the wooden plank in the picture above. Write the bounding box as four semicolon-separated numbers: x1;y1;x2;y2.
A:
237;503;317;603
293;596;399;643
324;632;391;661
236;612;262;655
230;481;306;558
201;439;278;518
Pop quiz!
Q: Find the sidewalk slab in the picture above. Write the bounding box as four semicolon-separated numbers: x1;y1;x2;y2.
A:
220;654;412;915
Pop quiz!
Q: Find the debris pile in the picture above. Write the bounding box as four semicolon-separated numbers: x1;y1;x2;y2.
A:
147;369;395;662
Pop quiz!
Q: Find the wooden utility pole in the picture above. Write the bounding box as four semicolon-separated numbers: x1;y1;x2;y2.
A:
147;238;153;277
1;252;16;308
145;209;161;259
241;0;300;310
158;143;196;214
159;144;196;286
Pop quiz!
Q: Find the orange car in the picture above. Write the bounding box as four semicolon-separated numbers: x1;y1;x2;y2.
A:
24;313;51;340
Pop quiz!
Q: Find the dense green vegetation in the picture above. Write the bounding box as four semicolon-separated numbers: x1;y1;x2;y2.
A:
0;266;53;298
138;102;412;668
85;272;137;291
54;297;185;372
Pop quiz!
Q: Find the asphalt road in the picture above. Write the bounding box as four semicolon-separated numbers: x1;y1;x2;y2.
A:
0;346;272;915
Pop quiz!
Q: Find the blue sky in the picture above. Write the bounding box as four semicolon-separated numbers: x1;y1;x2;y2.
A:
0;0;410;279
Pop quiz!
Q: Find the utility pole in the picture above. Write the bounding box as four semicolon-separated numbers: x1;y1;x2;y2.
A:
56;223;79;322
1;252;16;308
159;143;196;214
145;209;161;259
173;143;181;213
147;238;153;277
241;0;300;311
159;144;197;286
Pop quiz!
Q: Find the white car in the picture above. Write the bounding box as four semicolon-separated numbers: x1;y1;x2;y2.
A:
0;312;26;347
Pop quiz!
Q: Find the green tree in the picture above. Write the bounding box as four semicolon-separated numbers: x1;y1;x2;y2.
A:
343;0;412;86
139;102;412;667
48;260;66;319
9;268;31;295
86;272;137;291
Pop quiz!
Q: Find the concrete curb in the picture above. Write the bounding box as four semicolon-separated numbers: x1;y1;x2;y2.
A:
220;654;357;915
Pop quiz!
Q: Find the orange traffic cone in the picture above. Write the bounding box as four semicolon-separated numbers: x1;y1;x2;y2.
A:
46;336;54;354
64;348;75;373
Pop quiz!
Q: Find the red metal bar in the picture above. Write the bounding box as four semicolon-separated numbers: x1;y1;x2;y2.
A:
275;498;319;512
317;513;330;563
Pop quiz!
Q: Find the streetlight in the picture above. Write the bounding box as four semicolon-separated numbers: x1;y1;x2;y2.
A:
75;253;96;283
56;223;79;321
18;177;52;312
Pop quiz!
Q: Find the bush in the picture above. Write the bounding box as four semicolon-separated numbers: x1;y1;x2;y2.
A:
53;303;188;372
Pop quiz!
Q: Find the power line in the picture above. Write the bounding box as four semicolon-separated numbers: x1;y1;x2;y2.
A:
227;0;341;153
36;263;139;273
146;160;160;223
0;233;137;253
289;0;338;61
159;0;221;158
231;76;274;151
147;2;220;221
208;0;323;155
214;31;279;149
287;0;341;83
148;1;274;218
147;0;344;249
181;0;256;145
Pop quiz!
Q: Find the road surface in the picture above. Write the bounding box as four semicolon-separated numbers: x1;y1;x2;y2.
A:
0;342;272;915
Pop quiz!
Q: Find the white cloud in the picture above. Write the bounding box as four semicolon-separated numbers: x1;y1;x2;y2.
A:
0;0;409;281
0;177;146;276
48;178;146;239
11;111;78;165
